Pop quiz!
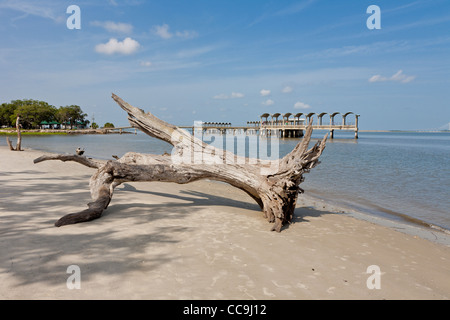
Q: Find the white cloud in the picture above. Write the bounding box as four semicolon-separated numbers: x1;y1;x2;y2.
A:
213;93;228;100
153;24;173;39
369;70;416;83
140;61;152;67
250;0;316;26
294;101;311;109
231;92;244;98
91;21;133;34
262;99;274;106
282;86;293;93
0;1;64;22
368;74;386;82
175;30;199;39
260;89;271;96
391;70;416;83
95;37;140;55
176;45;216;58
152;24;198;40
213;92;245;99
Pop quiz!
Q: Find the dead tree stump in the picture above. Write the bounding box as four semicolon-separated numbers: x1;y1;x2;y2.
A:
6;116;22;151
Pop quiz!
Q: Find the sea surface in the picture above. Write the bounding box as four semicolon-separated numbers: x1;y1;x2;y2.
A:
2;130;449;232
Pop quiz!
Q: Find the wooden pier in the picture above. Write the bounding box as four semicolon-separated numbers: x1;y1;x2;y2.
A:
181;112;360;139
101;126;137;134
109;112;360;139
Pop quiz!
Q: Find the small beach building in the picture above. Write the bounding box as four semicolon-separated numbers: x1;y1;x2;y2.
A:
39;121;61;129
39;120;89;130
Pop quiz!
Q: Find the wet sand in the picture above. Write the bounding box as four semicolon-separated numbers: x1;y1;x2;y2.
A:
0;146;449;299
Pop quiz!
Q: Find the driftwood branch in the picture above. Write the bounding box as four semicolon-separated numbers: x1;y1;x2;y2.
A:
34;94;328;231
33;154;101;169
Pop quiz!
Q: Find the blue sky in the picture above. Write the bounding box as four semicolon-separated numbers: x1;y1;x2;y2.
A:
0;0;449;130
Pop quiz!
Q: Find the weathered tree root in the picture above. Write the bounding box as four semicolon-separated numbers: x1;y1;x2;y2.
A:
33;94;327;231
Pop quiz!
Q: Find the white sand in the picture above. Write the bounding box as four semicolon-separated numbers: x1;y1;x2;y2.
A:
1;146;449;299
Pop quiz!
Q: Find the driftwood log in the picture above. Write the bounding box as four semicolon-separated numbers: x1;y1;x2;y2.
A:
6;116;22;151
33;94;328;232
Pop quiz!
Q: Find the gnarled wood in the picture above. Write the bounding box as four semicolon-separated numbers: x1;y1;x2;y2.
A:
34;154;102;169
34;94;327;231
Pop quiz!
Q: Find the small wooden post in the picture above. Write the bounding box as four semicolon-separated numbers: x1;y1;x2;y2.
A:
355;115;359;139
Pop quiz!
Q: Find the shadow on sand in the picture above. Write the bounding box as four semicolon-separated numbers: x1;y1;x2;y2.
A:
1;178;335;289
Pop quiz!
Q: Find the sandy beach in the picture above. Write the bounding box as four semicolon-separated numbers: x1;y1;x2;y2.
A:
0;145;449;300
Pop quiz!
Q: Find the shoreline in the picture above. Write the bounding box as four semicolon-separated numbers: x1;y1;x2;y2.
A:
6;145;450;246
303;189;450;244
1;146;450;299
300;192;450;246
0;129;132;135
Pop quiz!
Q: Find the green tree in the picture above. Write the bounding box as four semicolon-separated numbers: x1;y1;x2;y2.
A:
103;122;115;128
0;102;17;127
56;106;70;127
12;99;57;129
91;122;99;129
57;105;88;129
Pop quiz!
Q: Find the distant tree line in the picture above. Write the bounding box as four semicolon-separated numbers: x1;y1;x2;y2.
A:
91;122;114;129
0;99;89;129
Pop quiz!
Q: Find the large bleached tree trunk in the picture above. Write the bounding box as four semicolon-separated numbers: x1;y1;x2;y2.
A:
33;94;328;232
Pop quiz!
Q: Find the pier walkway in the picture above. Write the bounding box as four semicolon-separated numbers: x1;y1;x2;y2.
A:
107;112;360;139
182;112;360;139
101;126;138;134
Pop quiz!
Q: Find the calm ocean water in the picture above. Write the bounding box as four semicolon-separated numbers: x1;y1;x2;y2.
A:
2;130;449;231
